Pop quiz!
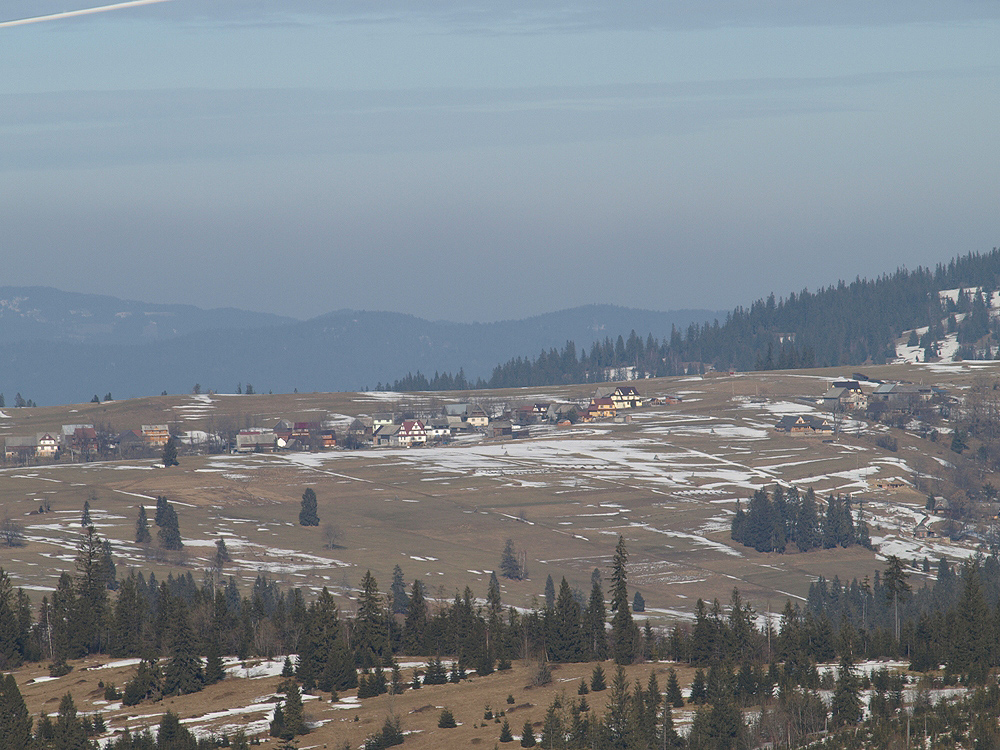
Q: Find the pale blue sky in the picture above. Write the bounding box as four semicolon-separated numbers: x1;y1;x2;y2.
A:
2;1;998;321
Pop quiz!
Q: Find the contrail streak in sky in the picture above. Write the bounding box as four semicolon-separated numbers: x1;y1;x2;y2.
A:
0;0;172;28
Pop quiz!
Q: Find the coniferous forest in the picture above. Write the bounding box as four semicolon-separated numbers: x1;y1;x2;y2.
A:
387;248;1000;391
8;525;1000;748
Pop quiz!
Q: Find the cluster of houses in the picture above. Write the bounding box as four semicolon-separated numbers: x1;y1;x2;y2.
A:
775;378;952;437
3;423;170;463
3;384;672;461
819;379;947;412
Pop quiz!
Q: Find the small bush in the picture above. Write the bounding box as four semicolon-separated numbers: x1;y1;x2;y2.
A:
438;708;458;728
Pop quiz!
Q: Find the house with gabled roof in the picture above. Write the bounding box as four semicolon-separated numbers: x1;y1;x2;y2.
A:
595;385;642;410
141;424;170;447
394;420;427;447
588;397;616;420
774;414;834;435
35;432;60;458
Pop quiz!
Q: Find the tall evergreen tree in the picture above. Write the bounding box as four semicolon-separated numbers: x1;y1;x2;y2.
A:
550;577;585;663
162;600;204;696
390;564;409;615
609;535;638;665
162;437;179;467
353;570;388;667
831;654;862;727
500;538;523;580
152;498;183;551
584;572;607;661
299;488;319;526
883;555;910;642
544;574;556;610
0;673;32;750
81;500;92;527
403;580;428;654
75;525;109;654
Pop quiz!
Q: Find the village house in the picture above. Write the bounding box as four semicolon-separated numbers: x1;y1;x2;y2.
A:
871;383;935;404
425;418;452;441
4;436;37;463
235;429;277;453
546;403;581;423
443;404;469;428
774;414;834;436
822;383;868;411
466;405;490;428
393;420;428;447
595;385;642;410
490;420;513;439
374;423;400;446
35;432;60;458
372;412;400;431
588;397;616;420
141;424;171;447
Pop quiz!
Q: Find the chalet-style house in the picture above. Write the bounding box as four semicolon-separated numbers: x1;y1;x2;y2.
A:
595;385;642;410
425;418;452;441
141;424;170;447
466;406;489;428
822;381;868;411
394;420;428;447
774;414;834;436
35;432;60;459
588;397;616;420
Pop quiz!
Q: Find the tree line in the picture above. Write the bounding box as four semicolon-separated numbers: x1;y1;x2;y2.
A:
385;248;1000;392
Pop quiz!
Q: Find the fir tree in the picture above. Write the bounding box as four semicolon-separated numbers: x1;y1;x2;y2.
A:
519;719;536;747
666;667;684;708
155;499;183;551
134;506;152;544
75;525;109;654
500;538;523;580
438;708;457;728
354;571;388;668
550;577;585;663
81;500;92;527
590;664;607;692
585;572;607;661
688;669;707;704
162;437;179;467
0;673;32;750
204;639;226;685
543;574;556;610
390;564;408;615
883;555;910;642
831;654;862;727
499;717;514;743
162;602;204;696
609;535;638;664
299;488;319;526
282;681;307;736
53;693;88;750
215;537;231;568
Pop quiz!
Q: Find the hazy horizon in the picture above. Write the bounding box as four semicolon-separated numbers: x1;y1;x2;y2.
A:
3;1;998;321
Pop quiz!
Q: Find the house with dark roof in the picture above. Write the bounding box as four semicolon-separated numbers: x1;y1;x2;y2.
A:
774;414;834;435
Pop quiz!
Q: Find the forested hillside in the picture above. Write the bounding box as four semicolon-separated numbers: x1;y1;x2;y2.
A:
391;248;1000;391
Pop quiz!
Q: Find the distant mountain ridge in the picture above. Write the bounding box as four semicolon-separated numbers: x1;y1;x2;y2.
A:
0;292;723;405
0;286;293;345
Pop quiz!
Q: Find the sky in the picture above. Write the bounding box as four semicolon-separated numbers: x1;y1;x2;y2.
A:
2;1;999;322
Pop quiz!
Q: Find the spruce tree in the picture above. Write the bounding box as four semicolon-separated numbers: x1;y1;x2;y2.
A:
831;654;862;727
666;667;684;708
282;682;307;736
585;572;607;661
543;574;556;610
390;564;408;615
75;525;109;654
519;719;536;747
353;570;388;668
204;639;226;685
54;693;88;750
403;580;428;654
500;538;522;580
162;437;179;467
590;664;606;692
609;535;638;664
550;577;585;663
0;673;32;750
81;500;92;527
299;488;319;526
156;501;182;551
499;717;514;743
162;602;204;696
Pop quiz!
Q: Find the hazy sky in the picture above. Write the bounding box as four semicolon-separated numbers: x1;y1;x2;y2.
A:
2;1;999;322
